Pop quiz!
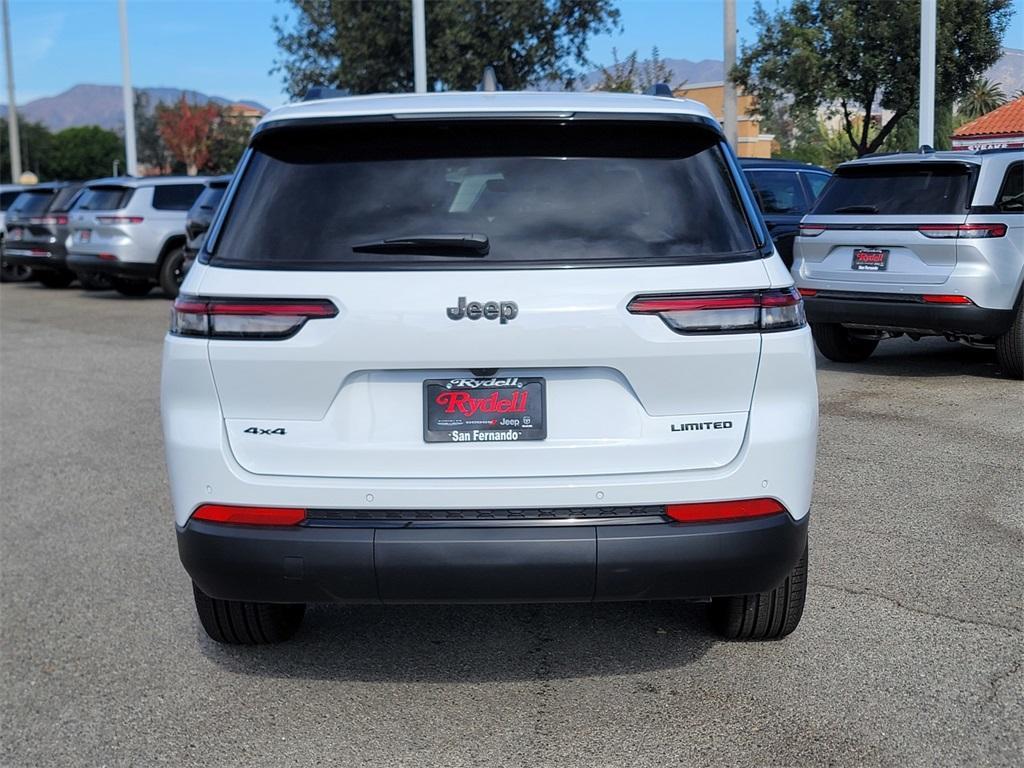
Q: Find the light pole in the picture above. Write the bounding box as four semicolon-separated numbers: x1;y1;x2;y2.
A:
918;0;937;148
2;0;22;181
723;0;738;151
118;0;138;175
412;0;426;93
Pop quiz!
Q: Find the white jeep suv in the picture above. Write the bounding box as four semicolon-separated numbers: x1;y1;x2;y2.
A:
162;90;818;644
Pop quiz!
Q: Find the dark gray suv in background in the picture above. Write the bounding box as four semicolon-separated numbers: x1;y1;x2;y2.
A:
3;182;85;288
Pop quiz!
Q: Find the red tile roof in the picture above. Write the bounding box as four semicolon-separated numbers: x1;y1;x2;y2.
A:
954;96;1024;138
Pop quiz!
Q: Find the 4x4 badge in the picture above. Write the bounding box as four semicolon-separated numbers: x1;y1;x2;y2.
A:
446;297;518;324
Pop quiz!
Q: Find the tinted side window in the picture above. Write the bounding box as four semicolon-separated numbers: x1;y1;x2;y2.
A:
152;184;205;211
196;185;227;211
49;186;83;212
746;170;807;215
0;191;21;210
802;172;831;201
996;162;1023;213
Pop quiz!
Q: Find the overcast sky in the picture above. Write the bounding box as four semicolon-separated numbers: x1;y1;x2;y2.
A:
5;0;1024;109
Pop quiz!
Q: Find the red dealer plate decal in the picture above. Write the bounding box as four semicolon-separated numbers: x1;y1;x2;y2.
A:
852;248;889;271
424;377;546;443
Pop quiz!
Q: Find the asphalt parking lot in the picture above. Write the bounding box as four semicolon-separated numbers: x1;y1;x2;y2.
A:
1;281;1021;768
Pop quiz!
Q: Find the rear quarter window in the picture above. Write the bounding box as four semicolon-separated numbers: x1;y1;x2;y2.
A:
0;191;21;210
210;119;759;270
76;186;134;211
152;184;205;211
49;186;83;213
745;170;807;214
996;162;1022;213
812;162;976;215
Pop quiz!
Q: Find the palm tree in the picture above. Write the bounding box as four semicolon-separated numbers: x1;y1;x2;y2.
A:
959;79;1007;119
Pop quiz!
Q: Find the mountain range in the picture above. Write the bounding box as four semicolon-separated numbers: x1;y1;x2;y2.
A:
0;84;267;131
2;48;1020;132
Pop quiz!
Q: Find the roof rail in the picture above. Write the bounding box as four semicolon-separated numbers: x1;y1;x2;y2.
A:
477;66;502;92
302;86;351;101
644;83;674;97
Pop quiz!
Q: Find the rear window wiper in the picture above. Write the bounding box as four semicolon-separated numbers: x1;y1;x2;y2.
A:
351;233;489;256
832;204;879;213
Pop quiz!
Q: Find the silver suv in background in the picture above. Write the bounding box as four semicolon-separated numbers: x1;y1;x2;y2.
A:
793;149;1024;378
66;176;208;297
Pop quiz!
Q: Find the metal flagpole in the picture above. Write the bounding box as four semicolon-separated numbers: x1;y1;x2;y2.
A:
918;0;937;147
118;0;138;175
412;0;427;93
2;0;22;181
723;0;738;151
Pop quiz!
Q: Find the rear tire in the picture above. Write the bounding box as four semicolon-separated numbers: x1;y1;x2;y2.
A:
995;301;1023;380
0;262;32;282
708;545;808;640
811;322;878;363
192;582;305;644
111;277;153;297
158;246;186;298
36;270;75;289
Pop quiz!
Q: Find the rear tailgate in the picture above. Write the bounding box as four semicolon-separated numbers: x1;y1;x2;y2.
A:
200;261;770;479
796;160;977;287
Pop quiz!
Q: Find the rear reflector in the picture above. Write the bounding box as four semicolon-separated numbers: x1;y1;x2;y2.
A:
918;223;1006;239
171;295;339;339
192;504;306;526
921;294;973;304
628;287;805;333
798;288;818;297
665;498;787;523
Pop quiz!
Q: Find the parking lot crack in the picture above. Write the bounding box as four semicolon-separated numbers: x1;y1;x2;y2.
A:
816;583;1022;633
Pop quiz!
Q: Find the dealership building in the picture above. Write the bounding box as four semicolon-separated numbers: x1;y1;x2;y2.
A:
952;96;1024;150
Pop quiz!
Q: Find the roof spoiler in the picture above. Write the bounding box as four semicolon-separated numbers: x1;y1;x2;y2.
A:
302;86;351;101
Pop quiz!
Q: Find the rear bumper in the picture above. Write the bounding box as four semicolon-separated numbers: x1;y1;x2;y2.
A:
804;293;1015;338
177;512;808;604
2;244;69;271
67;252;157;280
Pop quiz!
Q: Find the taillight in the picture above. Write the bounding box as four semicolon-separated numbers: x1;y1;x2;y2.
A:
171;295;339;339
28;215;68;225
627;287;805;334
665;498;787;523
918;223;1006;239
192;504;306;526
96;216;144;224
799;224;827;237
798;288;817;297
921;294;973;304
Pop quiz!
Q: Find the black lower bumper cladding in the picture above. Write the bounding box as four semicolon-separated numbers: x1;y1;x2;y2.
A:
804;292;1014;338
177;511;808;604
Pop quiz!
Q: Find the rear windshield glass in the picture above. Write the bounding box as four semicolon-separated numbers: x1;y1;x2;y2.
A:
7;190;55;215
193;184;227;212
49;186;82;213
76;186;133;211
211;120;758;270
812;163;975;215
153;184;205;211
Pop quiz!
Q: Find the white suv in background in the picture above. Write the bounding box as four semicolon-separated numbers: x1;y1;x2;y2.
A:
162;89;818;644
67;176;208;297
793;149;1024;378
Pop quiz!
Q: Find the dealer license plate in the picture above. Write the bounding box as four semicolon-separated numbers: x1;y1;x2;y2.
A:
852;248;888;271
424;376;546;443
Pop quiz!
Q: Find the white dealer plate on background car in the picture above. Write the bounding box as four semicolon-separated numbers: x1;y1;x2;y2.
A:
423;377;546;443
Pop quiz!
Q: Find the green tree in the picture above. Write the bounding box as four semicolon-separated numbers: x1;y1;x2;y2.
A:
959;77;1007;119
134;91;178;173
272;0;620;96
597;46;679;93
205;106;252;174
0;118;54;183
44;126;125;180
732;0;1014;156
